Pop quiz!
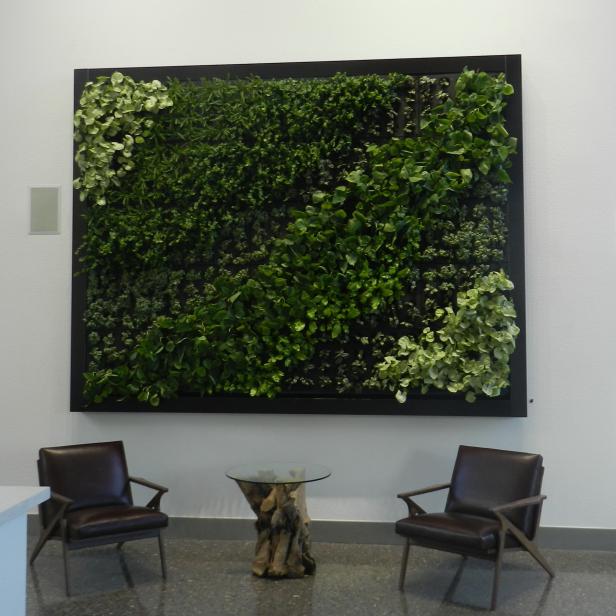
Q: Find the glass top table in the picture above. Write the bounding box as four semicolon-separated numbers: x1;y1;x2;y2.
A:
226;462;331;485
227;462;331;578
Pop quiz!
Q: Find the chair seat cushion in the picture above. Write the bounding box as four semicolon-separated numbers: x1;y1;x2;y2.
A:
395;512;500;551
66;505;168;540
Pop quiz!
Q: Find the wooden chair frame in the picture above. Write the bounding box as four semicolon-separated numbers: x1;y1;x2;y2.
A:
30;475;168;596
397;481;555;610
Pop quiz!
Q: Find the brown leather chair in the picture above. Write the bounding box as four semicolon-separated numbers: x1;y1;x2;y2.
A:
396;445;554;610
30;441;169;595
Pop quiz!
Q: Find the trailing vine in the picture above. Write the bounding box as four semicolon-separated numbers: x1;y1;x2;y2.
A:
73;72;173;206
372;270;520;403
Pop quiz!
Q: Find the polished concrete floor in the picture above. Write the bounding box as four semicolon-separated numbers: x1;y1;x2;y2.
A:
26;537;616;616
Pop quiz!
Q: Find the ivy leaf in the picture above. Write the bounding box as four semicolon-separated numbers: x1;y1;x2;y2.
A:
497;168;511;183
395;390;407;403
345;252;358;266
331;322;342;338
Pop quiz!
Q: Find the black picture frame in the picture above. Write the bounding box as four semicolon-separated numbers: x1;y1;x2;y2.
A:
71;54;526;416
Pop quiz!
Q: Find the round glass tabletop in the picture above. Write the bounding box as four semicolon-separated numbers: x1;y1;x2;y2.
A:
226;462;331;485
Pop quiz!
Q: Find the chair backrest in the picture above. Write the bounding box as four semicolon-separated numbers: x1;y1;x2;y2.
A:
445;445;544;538
38;441;132;526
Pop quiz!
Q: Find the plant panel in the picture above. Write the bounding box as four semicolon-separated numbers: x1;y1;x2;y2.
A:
71;55;526;415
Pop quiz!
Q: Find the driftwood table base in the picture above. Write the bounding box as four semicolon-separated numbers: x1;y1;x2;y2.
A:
236;481;316;578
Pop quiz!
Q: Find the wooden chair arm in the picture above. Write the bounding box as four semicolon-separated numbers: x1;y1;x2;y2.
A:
491;495;548;554
491;494;546;514
50;491;74;507
397;483;451;499
397;483;451;517
129;476;168;510
41;492;73;538
129;476;169;493
29;491;74;565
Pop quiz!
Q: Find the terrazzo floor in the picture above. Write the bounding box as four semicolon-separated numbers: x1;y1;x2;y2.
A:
26;537;616;616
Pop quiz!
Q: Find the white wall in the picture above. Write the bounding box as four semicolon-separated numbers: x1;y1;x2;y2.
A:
1;0;615;527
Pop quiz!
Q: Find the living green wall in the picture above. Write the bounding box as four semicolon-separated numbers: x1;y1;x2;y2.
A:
73;65;519;409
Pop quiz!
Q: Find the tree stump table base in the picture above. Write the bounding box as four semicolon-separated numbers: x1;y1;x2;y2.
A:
237;480;316;578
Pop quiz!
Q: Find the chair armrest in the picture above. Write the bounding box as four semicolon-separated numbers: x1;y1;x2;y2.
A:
397;483;451;499
29;491;75;560
39;492;73;535
129;476;169;493
491;495;548;552
491;494;546;514
129;476;168;511
397;483;450;517
50;491;74;507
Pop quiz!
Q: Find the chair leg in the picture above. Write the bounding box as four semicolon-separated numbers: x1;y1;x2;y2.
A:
29;532;48;565
491;530;505;610
398;538;410;590
504;520;555;578
524;540;555;578
158;532;167;579
62;539;71;597
30;517;62;565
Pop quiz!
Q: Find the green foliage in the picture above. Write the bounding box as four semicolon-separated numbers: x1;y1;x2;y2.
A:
76;68;519;407
373;270;520;403
73;72;173;206
79;72;416;403
77;72;413;272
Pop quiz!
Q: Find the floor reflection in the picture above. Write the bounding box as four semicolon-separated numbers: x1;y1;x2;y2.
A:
26;537;616;616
